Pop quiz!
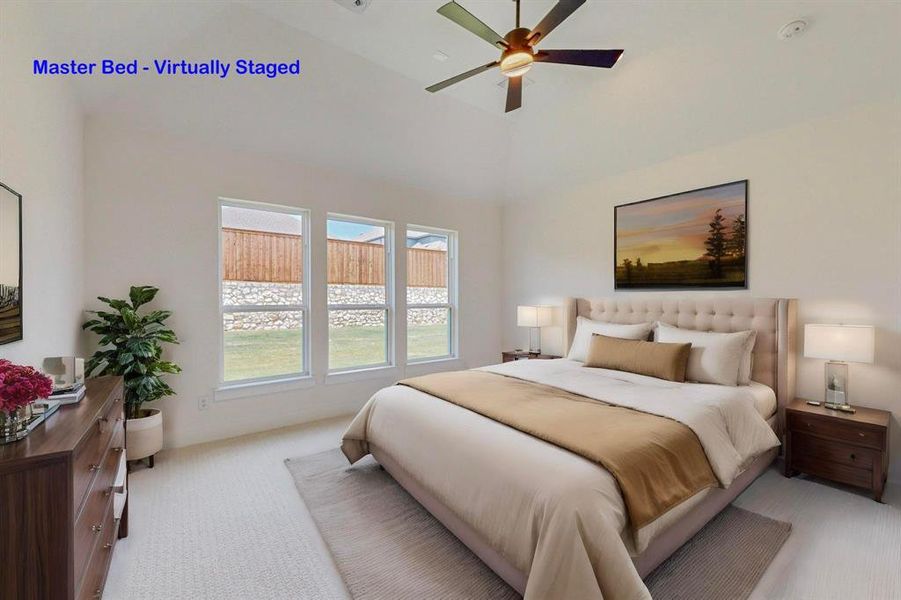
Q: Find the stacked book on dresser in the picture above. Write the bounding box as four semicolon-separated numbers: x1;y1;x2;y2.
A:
51;382;86;405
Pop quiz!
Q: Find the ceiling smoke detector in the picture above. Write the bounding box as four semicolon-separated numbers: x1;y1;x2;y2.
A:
778;20;808;40
332;0;371;14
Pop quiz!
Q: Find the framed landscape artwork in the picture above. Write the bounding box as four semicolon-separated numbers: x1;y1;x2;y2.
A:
0;181;23;344
615;180;747;289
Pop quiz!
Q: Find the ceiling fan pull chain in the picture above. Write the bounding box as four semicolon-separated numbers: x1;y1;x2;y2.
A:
515;0;520;28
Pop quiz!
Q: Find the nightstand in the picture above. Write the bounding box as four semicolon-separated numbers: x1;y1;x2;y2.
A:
784;399;891;501
502;351;561;363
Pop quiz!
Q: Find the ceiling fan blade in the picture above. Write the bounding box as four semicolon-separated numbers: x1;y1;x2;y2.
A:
505;76;522;113
527;0;586;45
437;1;508;49
535;49;624;68
426;61;499;93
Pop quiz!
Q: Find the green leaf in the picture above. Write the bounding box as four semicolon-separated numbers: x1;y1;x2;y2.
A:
129;286;159;309
108;299;132;312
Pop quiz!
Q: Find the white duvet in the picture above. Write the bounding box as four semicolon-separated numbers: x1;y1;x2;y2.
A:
342;359;781;600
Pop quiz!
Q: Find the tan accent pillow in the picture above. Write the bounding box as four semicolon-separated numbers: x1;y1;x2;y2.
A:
584;334;692;383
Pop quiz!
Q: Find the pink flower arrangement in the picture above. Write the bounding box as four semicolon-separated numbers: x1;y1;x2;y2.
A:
0;359;53;413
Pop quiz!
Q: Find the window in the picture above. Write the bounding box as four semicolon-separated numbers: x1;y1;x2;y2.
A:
327;215;393;371
219;199;310;384
406;226;457;361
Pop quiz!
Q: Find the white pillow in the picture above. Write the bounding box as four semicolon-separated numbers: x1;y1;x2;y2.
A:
655;323;755;386
567;317;653;362
737;331;757;385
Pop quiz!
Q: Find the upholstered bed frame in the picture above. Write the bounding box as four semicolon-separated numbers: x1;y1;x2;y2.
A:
563;296;798;437
372;296;797;595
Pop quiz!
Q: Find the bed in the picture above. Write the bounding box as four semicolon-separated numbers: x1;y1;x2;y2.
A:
343;297;797;599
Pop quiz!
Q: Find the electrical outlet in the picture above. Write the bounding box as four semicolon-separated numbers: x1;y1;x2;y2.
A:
198;395;210;411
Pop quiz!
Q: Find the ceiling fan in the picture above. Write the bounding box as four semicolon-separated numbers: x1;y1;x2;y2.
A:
426;0;624;112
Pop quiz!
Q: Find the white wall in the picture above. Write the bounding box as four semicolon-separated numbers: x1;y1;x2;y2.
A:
502;99;901;479
0;2;85;366
83;118;503;448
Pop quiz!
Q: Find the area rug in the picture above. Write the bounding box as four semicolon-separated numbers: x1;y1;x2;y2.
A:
286;449;791;600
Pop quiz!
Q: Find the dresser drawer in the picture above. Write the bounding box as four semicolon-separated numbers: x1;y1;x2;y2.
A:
74;425;124;588
73;397;124;512
77;498;119;600
788;413;884;449
793;433;876;470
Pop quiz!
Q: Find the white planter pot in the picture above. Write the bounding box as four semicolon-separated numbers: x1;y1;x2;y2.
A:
127;408;163;461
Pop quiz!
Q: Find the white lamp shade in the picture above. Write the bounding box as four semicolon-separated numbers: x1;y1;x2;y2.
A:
517;305;552;327
804;324;875;363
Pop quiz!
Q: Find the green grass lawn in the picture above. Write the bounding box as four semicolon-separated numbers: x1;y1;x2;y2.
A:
223;324;449;381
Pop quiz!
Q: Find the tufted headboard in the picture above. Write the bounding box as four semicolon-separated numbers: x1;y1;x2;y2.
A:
563;297;797;435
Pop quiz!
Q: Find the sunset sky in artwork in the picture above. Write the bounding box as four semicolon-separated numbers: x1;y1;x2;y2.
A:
616;182;746;265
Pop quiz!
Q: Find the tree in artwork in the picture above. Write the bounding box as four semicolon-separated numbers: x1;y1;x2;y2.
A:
728;213;746;258
704;209;728;278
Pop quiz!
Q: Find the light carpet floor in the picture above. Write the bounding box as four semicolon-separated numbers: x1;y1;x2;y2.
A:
286;449;791;600
106;417;901;600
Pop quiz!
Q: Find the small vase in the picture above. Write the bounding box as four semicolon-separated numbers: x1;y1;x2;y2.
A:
0;404;33;444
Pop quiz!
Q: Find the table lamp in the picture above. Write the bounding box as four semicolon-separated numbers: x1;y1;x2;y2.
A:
517;305;552;354
804;323;874;413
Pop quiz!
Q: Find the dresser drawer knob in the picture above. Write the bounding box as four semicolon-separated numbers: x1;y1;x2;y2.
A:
89;463;101;471
850;453;856;460
103;542;113;549
91;524;103;533
113;446;124;453
94;587;103;598
858;432;865;437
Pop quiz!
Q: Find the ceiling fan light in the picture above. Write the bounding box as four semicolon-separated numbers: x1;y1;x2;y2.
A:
500;51;533;78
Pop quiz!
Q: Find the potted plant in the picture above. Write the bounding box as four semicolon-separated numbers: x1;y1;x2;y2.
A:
0;360;53;444
83;285;181;467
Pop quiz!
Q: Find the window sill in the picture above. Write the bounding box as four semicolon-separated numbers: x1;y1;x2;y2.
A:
404;356;464;376
215;375;315;402
325;365;400;386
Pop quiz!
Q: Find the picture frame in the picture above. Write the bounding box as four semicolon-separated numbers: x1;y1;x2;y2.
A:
614;180;748;290
0;181;23;344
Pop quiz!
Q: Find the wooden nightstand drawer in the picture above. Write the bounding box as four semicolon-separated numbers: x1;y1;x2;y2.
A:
792;456;873;489
793;433;877;470
788;412;884;449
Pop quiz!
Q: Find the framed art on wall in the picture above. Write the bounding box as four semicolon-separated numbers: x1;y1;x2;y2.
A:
614;180;748;289
0;182;23;344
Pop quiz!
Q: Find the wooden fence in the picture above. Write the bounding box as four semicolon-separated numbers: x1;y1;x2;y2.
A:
222;228;302;283
222;228;447;287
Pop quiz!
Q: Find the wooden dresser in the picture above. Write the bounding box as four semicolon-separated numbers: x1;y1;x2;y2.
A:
784;399;891;501
0;376;128;599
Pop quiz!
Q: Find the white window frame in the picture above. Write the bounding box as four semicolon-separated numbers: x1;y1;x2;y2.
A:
218;197;311;387
327;213;395;373
405;225;458;363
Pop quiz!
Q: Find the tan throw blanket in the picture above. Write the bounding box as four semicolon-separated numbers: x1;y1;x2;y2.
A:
398;371;717;530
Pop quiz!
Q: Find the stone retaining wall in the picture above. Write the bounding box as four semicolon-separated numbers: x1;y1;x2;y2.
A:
223;282;448;331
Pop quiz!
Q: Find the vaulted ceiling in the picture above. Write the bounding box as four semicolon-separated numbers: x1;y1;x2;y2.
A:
20;0;901;201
